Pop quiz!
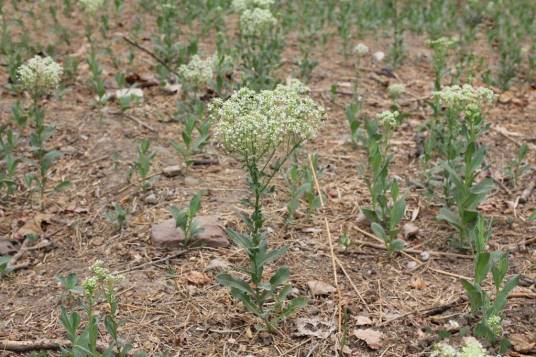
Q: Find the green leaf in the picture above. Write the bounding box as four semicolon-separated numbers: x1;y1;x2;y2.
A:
54;180;71;191
474;252;491;284
470;178;494;195
529;211;536;221
227;229;252;251
216;273;254;295
491;253;508;290
389;239;405;252
189;192;202;215
371;222;386;240
279;297;307;319
269;266;290;287
258;246;288;267
492;275;519;314
461;279;483;310
437;207;461;229
230;288;261;316
389;198;406;229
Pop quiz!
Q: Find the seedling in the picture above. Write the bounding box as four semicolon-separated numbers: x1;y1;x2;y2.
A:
169;192;203;246
128;138;156;191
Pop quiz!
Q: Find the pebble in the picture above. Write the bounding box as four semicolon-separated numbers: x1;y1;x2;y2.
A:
420;251;430;261
144;193;158;205
406;261;418;271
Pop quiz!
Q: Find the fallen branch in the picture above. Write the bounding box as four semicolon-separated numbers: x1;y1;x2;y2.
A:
122;36;179;78
0;338;107;353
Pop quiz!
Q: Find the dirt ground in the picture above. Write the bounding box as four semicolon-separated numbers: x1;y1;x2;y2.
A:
1;2;535;356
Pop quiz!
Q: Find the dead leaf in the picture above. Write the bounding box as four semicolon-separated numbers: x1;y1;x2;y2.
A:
307;280;336;296
510;333;536;353
354;315;373;326
294;317;335;339
498;91;513;104
410;276;427;289
14;213;53;240
185;271;211;286
353;328;384;350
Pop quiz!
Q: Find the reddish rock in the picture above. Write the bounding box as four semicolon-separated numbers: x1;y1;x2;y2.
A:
151;215;229;248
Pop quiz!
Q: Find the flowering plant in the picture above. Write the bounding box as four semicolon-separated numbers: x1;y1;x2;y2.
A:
212;81;323;331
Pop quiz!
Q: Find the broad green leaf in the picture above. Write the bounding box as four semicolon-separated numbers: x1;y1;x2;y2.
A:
258;246;288;267
270;266;290;287
389;198;406;228
437;207;461;229
371;222;386;240
216;273;254;295
474;252;491;284
492;275;519;314
461;279;482;310
389;239;405;252
491;253;508;290
279;297;307;319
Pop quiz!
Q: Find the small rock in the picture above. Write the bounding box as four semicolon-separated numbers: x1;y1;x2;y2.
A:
163;165;183;177
206;258;230;271
356;211;368;224
307;280;336;296
144;193;158;205
151;215;229;248
403;223;419;239
420;251;430;261
162;83;182;95
406;261;418;271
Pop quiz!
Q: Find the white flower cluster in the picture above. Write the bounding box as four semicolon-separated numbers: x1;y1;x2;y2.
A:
388;83;405;99
232;0;274;12
239;7;277;37
354;43;369;56
431;337;490;357
377;110;400;130
79;0;105;13
178;55;214;89
211;81;324;163
82;260;123;297
18;55;63;98
433;84;496;114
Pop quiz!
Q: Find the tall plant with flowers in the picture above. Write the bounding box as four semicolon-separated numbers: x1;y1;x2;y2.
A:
431;85;496;246
18;56;69;207
211;80;324;331
233;0;283;90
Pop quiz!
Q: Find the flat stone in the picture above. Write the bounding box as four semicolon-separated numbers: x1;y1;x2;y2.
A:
162;165;183;177
144;193;158;205
151;215;229;248
403;223;419;239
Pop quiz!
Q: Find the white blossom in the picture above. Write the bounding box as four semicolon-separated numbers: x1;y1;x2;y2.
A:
79;0;105;13
232;0;274;12
17;56;62;98
239;8;277;37
433;84;495;114
178;55;214;89
388;83;405;99
377;110;400;130
373;51;385;62
210;81;324;163
354;43;369;56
